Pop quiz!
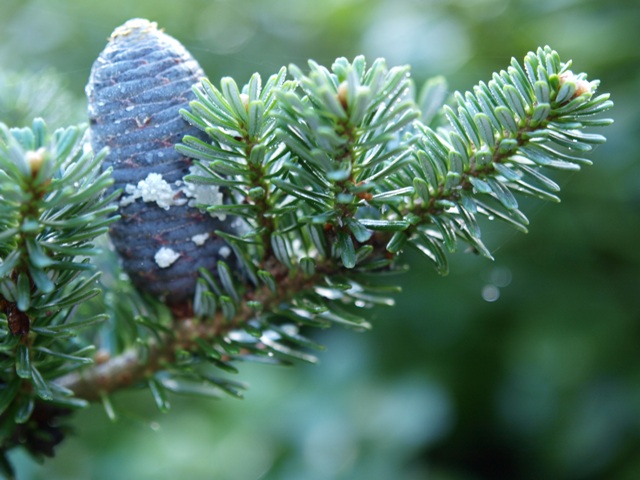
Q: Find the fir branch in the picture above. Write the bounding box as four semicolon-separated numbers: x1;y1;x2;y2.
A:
394;47;613;272
178;67;293;264
275;56;419;269
0;119;117;457
0;45;612;445
53;48;611;405
55;257;363;399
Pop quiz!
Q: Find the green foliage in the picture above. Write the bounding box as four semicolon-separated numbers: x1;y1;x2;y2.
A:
0;120;117;466
177;47;611;355
0;45;612;473
396;47;613;274
0;70;84;129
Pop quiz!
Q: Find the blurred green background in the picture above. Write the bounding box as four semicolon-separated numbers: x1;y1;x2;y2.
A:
1;0;639;478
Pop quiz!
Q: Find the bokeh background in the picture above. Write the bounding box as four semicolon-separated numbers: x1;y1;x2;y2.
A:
1;0;639;478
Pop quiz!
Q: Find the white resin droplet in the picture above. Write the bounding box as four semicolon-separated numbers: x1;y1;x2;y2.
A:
154;247;180;268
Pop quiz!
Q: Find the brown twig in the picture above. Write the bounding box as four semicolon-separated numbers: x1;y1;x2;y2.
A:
54;257;350;400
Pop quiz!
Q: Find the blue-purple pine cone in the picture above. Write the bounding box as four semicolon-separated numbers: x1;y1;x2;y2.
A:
87;19;238;306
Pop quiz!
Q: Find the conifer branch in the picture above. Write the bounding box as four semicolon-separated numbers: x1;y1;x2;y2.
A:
0;30;612;468
3;48;612;407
